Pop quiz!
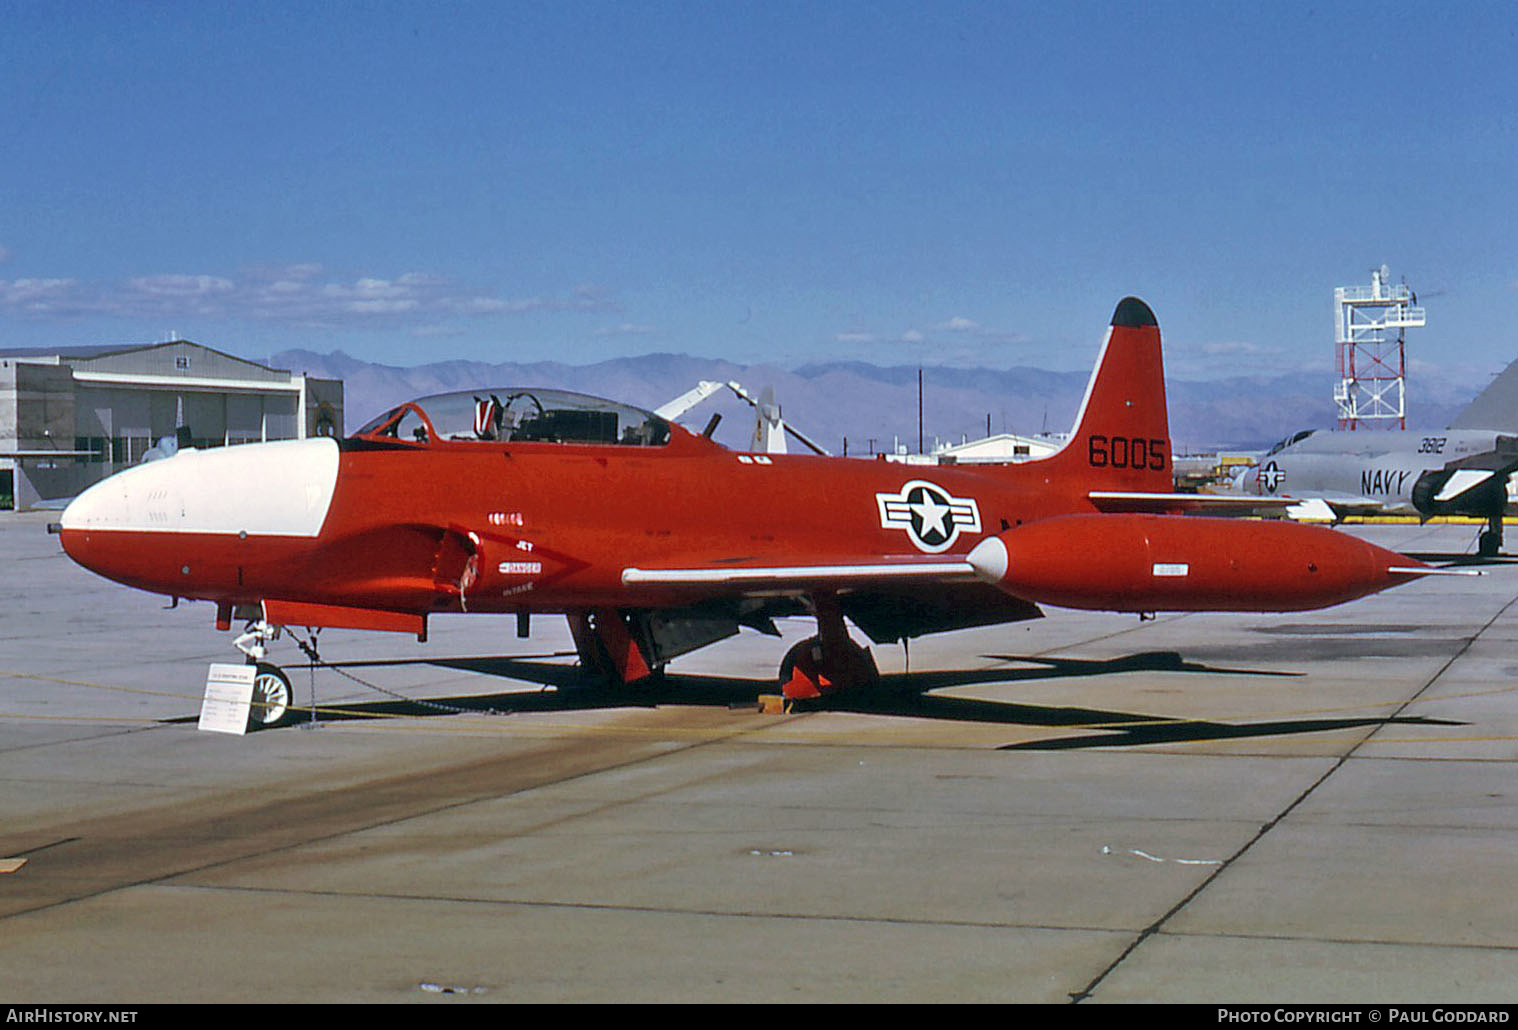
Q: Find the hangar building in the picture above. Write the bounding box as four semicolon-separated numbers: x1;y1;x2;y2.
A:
1;340;343;510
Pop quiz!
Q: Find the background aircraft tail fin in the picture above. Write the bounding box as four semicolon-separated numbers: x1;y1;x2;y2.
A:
1448;355;1518;432
1036;297;1173;492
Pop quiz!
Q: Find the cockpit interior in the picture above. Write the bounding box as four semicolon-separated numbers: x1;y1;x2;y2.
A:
353;389;673;448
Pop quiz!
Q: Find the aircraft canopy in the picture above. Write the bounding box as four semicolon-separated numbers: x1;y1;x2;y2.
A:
354;388;672;447
1266;429;1317;456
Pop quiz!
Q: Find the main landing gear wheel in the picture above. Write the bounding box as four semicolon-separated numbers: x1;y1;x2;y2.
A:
248;662;294;729
778;635;879;701
1479;527;1503;559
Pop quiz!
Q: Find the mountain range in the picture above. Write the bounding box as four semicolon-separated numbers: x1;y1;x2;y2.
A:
272;348;1485;456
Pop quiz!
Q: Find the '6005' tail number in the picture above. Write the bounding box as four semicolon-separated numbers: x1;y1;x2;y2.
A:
1088;435;1167;470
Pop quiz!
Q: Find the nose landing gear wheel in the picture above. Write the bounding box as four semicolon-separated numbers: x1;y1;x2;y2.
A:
248;663;294;729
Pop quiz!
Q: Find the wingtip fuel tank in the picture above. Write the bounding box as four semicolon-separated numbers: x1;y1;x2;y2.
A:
967;514;1431;613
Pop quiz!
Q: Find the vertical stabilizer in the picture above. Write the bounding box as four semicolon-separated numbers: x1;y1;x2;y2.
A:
1038;297;1172;493
1448;355;1518;432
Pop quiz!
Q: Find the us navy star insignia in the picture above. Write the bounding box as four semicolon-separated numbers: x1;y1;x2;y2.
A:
1259;460;1286;492
876;480;982;553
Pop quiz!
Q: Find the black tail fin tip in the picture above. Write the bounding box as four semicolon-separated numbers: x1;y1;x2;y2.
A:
1111;296;1157;329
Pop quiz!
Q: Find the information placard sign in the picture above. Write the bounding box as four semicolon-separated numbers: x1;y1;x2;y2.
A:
198;663;256;735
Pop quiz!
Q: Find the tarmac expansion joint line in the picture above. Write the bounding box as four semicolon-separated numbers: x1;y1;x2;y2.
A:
0;697;801;928
1066;582;1518;1004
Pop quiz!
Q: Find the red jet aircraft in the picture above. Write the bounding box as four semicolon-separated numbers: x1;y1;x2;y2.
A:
57;298;1439;726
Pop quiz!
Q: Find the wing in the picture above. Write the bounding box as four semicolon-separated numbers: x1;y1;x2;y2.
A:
622;554;975;590
621;553;1037;644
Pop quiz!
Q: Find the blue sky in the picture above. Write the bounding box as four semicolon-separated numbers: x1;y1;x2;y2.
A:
3;0;1516;383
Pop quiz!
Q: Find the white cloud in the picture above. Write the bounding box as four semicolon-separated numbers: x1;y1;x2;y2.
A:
833;318;1029;356
127;274;235;298
595;323;655;337
0;277;78;312
1198;339;1278;357
347;298;421;314
0;264;621;329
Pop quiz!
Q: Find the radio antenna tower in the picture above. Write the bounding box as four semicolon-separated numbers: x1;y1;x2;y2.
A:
1333;265;1425;430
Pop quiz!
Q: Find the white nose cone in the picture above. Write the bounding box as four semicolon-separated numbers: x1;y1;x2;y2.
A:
965;535;1009;584
61;437;340;537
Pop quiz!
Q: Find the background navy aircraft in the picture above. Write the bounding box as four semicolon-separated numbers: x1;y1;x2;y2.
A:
1233;357;1518;556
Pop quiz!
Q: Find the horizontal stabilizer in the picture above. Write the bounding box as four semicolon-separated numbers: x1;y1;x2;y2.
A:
1088;491;1294;516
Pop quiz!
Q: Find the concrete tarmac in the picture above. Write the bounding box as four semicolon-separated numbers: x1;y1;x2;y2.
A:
1;509;1516;1003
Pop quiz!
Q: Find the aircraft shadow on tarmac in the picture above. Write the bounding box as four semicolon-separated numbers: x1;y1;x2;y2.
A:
202;648;1460;751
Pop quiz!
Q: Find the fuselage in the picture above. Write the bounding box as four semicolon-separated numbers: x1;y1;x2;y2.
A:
57;305;1435;647
1241;429;1518;512
57;428;1089;616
